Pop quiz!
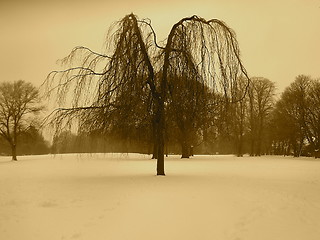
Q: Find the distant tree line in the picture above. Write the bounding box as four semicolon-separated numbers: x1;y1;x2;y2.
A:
1;76;317;160
208;74;320;158
50;75;319;159
271;75;320;157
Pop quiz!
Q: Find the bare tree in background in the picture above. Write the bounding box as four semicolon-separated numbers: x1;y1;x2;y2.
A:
0;80;42;160
307;78;320;155
273;75;319;157
247;77;275;156
167;77;209;158
44;13;249;175
230;77;249;157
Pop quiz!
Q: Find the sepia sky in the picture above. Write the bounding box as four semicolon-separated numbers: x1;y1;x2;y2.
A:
0;0;319;93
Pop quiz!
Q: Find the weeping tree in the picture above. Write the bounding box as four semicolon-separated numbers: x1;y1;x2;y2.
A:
44;13;249;175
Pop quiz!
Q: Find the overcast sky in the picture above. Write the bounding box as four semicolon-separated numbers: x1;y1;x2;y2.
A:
1;0;319;93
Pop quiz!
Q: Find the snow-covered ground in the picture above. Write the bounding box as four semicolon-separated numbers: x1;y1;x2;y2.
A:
1;153;320;240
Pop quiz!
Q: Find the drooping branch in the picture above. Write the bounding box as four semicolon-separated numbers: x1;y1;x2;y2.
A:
43;14;159;135
162;15;250;103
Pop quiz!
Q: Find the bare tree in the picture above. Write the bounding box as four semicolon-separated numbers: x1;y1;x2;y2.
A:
271;75;313;157
269;104;294;156
44;14;249;175
230;77;249;157
247;77;275;156
166;76;209;158
307;78;320;155
307;79;320;154
0;80;42;160
273;75;320;157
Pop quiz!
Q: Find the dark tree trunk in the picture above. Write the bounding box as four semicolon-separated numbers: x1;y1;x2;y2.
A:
237;135;243;157
255;130;261;156
256;140;261;156
157;143;165;175
156;101;165;175
293;141;300;157
12;143;17;161
250;137;255;156
237;120;244;157
151;116;158;159
236;101;245;157
181;141;190;158
255;119;263;156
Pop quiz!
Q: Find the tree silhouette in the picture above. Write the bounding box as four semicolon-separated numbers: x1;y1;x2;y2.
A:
44;14;249;175
0;80;42;160
166;76;210;158
247;77;275;156
272;75;319;157
307;78;320;153
230;77;249;157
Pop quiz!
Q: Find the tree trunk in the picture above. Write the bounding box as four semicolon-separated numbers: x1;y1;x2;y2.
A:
293;141;299;157
237;118;244;157
157;143;165;175
151;116;158;159
203;128;209;154
256;140;261;156
255;118;263;156
255;129;262;156
156;101;165;176
250;137;255;156
12;143;17;161
181;141;190;158
237;135;243;157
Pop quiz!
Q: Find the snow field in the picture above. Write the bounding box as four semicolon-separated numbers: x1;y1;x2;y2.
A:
1;153;320;240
